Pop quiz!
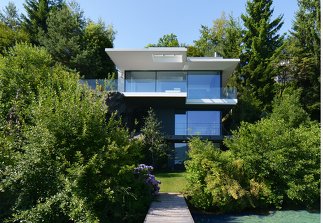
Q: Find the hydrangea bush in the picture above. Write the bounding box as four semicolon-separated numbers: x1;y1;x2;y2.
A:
134;164;161;195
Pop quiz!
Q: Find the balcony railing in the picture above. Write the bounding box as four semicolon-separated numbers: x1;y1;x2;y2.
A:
80;79;118;92
79;79;237;100
175;123;221;136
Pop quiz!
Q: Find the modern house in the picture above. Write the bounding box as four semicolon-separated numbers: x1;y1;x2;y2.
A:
105;47;239;166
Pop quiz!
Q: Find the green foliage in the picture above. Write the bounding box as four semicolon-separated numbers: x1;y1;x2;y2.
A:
22;0;63;44
235;0;284;119
0;1;21;29
0;44;151;222
38;3;84;70
147;33;180;47
185;90;320;212
75;20;115;78
286;0;320;120
0;43;53;125
192;13;243;58
37;3;116;79
0;1;29;54
141;108;169;170
0;22;29;55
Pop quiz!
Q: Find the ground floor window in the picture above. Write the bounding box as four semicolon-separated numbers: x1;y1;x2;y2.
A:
175;111;221;136
174;143;188;165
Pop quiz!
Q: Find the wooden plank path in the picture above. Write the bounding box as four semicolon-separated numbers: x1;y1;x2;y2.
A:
144;192;195;223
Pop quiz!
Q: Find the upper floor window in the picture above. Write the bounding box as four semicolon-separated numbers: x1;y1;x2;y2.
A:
125;71;222;98
156;71;186;92
125;71;155;92
187;71;221;99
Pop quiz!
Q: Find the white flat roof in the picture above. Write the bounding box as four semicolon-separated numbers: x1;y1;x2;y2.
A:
105;47;239;86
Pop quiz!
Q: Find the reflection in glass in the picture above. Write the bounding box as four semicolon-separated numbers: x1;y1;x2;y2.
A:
175;111;221;136
125;71;155;92
187;71;221;99
187;111;220;135
174;143;188;165
156;71;187;92
175;113;187;135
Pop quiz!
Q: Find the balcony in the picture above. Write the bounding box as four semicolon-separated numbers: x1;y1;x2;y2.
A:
80;79;118;92
79;78;237;105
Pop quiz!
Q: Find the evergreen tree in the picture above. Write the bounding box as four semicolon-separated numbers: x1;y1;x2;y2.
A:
288;0;320;121
0;2;29;54
0;1;21;29
22;0;63;44
238;0;284;116
38;3;84;70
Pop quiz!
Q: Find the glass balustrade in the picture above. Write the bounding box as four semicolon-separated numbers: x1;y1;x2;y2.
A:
79;79;118;91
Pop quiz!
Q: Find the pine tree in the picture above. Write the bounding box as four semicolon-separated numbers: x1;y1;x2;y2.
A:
21;0;63;44
288;0;320;121
38;3;84;69
0;1;21;29
239;0;284;115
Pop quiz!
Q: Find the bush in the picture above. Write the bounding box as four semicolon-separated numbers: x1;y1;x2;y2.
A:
0;44;152;222
184;89;320;212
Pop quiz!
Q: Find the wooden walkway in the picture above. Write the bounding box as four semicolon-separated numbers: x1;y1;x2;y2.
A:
144;193;195;223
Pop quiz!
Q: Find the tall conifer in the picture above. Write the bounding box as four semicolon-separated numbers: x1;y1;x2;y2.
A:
239;0;284;114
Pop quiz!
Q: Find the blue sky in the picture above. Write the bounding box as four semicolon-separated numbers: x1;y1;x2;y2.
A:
2;0;299;48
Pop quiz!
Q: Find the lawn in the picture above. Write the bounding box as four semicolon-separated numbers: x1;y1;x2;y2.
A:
155;172;187;193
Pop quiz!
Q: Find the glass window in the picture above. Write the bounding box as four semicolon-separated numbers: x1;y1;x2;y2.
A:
175;111;221;136
125;71;155;92
187;111;220;135
156;71;187;92
187;71;221;99
174;143;188;165
175;113;187;135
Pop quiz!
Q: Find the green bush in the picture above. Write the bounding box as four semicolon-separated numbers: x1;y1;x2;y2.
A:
0;44;152;222
184;89;320;212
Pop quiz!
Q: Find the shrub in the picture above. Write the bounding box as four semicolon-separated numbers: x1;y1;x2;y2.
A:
0;44;152;222
184;89;320;212
134;164;161;195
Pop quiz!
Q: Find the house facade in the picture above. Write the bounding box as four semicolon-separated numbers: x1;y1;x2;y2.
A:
105;47;239;166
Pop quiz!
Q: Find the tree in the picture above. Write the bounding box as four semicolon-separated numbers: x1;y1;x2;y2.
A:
237;0;284;117
191;13;242;58
0;1;21;29
38;3;84;70
74;20;116;78
146;33;180;47
22;0;63;44
141;108;168;169
39;3;116;79
0;22;29;54
287;0;320;121
0;2;29;54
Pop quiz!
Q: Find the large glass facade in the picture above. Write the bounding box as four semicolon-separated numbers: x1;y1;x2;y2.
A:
187;71;221;99
125;71;228;99
125;71;155;92
156;71;186;92
175;111;221;136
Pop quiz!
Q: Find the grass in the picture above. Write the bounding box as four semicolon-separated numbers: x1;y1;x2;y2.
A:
155;172;187;193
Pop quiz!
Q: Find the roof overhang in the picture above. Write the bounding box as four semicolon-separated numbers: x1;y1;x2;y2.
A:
105;47;240;86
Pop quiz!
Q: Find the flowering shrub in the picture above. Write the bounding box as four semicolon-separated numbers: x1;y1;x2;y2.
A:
134;164;161;195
